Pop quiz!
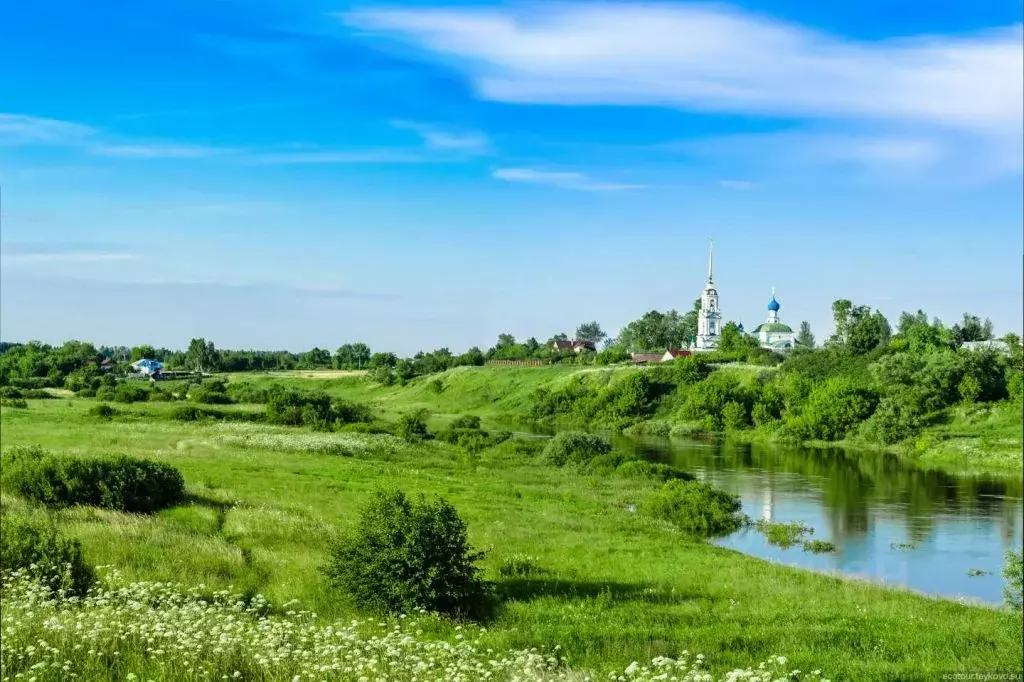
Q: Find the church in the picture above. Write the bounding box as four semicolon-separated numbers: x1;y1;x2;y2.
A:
690;244;801;352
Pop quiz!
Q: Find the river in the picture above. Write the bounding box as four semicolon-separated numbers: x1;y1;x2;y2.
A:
613;436;1023;605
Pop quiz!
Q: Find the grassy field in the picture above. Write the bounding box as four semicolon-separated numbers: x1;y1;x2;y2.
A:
2;395;1022;681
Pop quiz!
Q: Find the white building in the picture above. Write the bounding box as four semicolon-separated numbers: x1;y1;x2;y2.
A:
752;289;799;351
694;242;722;351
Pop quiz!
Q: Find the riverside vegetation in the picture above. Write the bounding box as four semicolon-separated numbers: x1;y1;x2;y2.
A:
2;394;1022;681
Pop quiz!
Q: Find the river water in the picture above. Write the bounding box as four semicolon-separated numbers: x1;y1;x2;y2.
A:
614;436;1023;605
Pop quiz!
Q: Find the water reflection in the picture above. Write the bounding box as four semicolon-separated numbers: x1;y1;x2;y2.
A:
617;437;1024;604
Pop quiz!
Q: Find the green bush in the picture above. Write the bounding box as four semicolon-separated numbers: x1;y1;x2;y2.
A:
21;389;56;399
95;386;116;401
396;410;431;443
323;489;490;618
858;393;923;444
2;448;186;513
640;479;746;537
426;378;444;394
148;387;174;402
1005;549;1023;610
615;460;695;482
541;432;612;466
266;388;332;426
0;509;94;597
88;403;117;419
754;519;813;548
0;386;24;399
721;401;748;430
450;414;482;430
587;452;631;474
0;398;28;408
188;385;234;405
225;382;273;404
113;382;150;404
783;378;877;441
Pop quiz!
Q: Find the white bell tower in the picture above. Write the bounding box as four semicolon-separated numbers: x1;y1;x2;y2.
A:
696;241;721;350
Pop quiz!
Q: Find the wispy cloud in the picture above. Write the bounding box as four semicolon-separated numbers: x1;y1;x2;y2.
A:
344;4;1023;139
86;142;234;159
391;120;492;154
1;242;141;263
1;112;486;165
0;113;95;145
492;167;644;191
0;112;230;159
248;148;429;165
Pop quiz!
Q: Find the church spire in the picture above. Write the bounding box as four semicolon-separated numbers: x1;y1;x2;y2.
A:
707;240;714;284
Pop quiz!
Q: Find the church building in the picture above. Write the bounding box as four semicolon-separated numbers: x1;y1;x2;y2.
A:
753;289;799;350
694;243;721;351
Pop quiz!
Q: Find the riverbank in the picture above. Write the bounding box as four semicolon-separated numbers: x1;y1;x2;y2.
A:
2;398;1022;681
226;363;1023;476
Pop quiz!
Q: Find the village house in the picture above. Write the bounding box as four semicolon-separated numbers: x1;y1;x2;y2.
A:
552;339;597;353
661;349;692;363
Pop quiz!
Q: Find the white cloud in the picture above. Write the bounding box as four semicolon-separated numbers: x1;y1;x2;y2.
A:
1;252;140;263
249;149;429;164
391;120;492;154
344;4;1023;137
0;113;96;145
87;143;232;159
492;167;644;191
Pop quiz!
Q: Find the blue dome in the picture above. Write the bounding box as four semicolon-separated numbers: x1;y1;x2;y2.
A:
767;295;780;312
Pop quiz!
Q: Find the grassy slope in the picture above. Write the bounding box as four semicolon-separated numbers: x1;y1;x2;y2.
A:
229;364;1023;475
2;399;1022;681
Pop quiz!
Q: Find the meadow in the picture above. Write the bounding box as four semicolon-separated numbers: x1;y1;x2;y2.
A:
2;392;1022;681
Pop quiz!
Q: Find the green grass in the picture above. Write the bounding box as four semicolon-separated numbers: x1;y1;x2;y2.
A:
2;396;1022;681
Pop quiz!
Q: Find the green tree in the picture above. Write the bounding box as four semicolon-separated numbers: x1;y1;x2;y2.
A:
797;321;814;348
185;338;219;373
130;345;157;362
848;308;891;354
618;309;691;352
952;313;994;345
827;299;853;347
575;321;607;345
958;374;982;404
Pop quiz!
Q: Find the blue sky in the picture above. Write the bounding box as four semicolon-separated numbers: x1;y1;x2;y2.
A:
1;0;1021;354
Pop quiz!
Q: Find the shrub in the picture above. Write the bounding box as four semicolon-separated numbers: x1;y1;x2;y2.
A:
859;393;923;444
88;403;117;419
640;480;746;536
450;414;482;430
541;432;612;466
0;509;94;597
1005;549;1023;611
0;386;24;399
2;449;186;513
21;389;55;399
721;401;748;430
754;519;813;548
95;386;116;401
323;489;491;618
266;389;332;426
332;399;372;425
958;374;982;404
171;405;228;421
148;387;174;402
802;540;836;553
225;382;273;404
113;382;150;404
396;410;431;443
783;378;877;442
0;398;28;408
426;378;444;394
587;452;631;474
615;460;695;482
188;385;234;405
1009;372;1024;403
